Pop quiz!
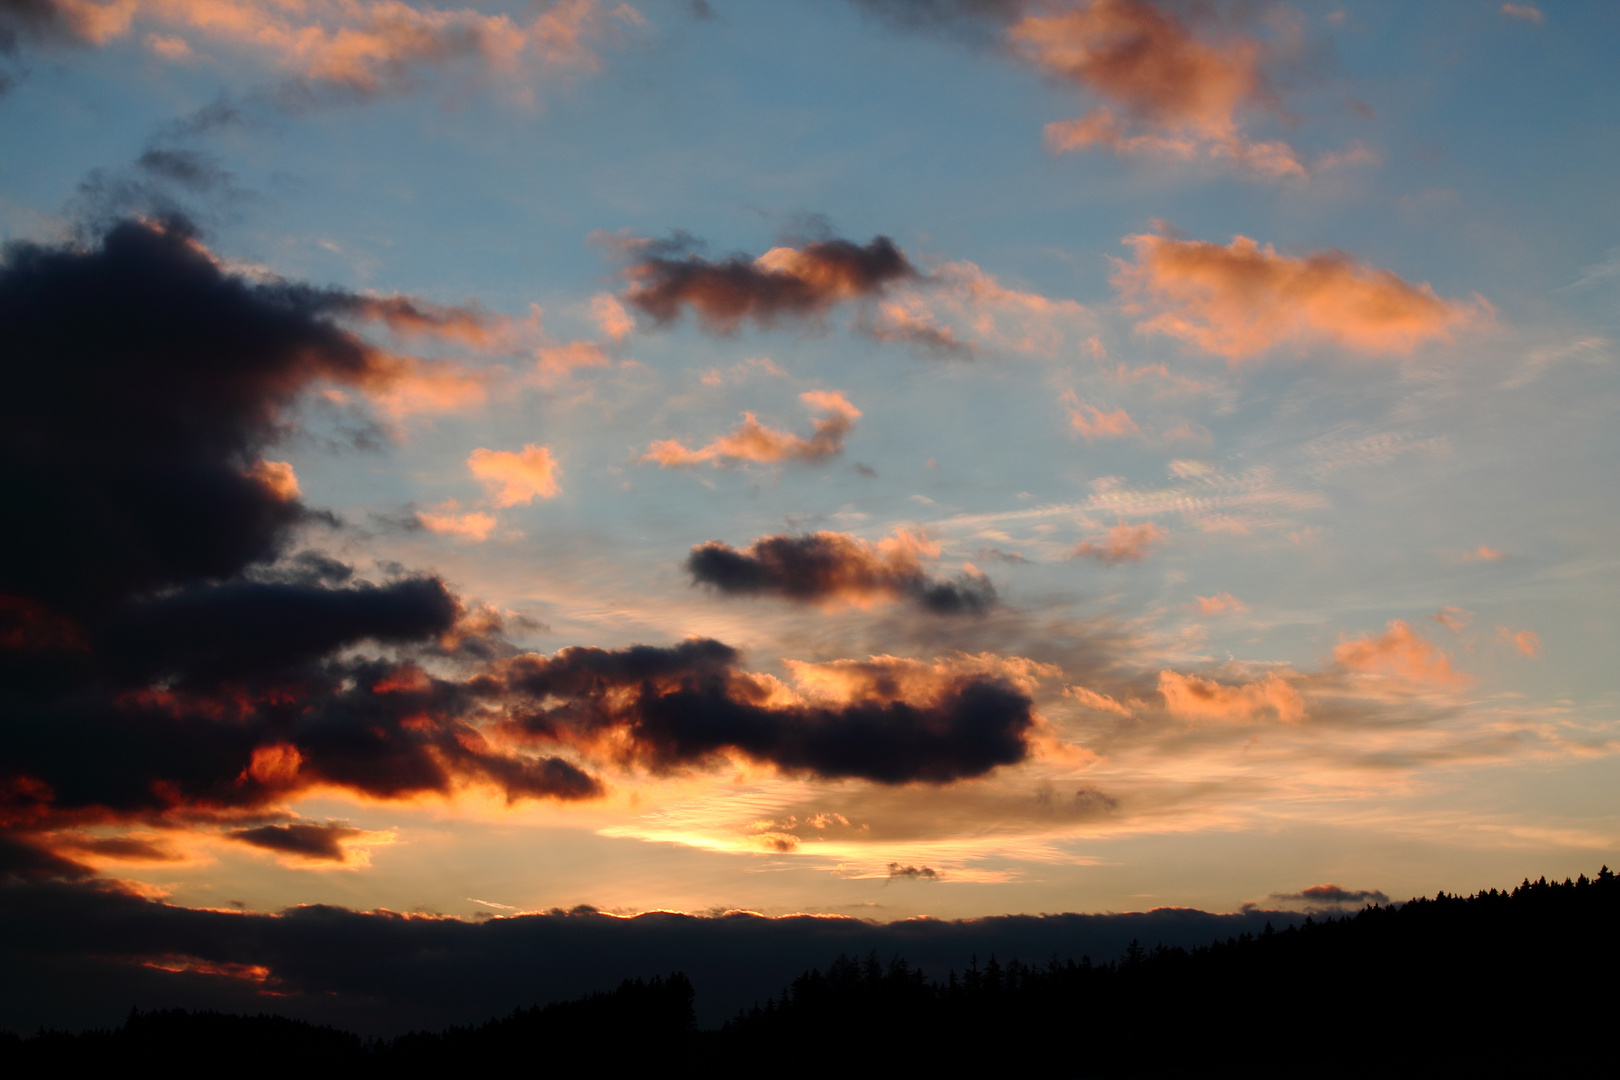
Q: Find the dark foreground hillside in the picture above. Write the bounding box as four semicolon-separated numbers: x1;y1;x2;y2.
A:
5;869;1616;1076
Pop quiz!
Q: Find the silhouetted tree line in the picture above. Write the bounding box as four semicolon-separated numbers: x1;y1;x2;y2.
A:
5;870;1616;1076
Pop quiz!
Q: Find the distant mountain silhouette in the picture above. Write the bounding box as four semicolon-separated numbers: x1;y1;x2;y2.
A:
5;868;1615;1076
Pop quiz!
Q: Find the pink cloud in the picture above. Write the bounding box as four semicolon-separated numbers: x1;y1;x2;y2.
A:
1461;545;1507;562
416;501;497;541
642;391;860;468
1432;606;1472;633
37;0;644;100
468;444;560;506
1333;620;1467;687
1159;670;1305;724
1114;229;1487;362
1497;627;1542;658
1189;593;1246;616
1063;392;1139;442
1501;4;1545;25
1008;0;1311;180
1074;521;1164;565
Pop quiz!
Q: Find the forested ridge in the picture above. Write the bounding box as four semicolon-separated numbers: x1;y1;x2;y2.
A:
6;868;1616;1075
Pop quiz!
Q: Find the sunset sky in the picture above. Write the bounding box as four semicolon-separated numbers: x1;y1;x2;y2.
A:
2;0;1617;951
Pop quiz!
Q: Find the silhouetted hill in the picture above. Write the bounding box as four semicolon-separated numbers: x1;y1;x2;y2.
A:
4;869;1615;1076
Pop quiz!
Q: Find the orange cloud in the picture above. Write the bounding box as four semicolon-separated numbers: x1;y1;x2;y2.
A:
245;459;300;501
42;0;644;98
535;341;611;382
1009;0;1310;180
590;293;634;343
1159;670;1305;724
468;444;560;507
1064;683;1132;717
1114;230;1486;361
416;501;498;541
1497;627;1542;658
1501;4;1544;25
1461;545;1507;562
1189;593;1246;616
1432;606;1472;633
642;390;859;468
862;260;1092;358
1074;521;1163;564
348;295;496;346
361;353;491;419
1333;620;1467;687
1063;392;1139;442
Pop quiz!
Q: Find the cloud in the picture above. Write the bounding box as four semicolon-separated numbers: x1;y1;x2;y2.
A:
1114;229;1487;361
416;503;499;541
1159;670;1305;724
1263;884;1389;910
1333;620;1467;687
859;259;1092;358
1432;606;1472;633
228;821;363;863
1063;684;1132;717
686;530;994;615
1497;627;1542;658
1063;393;1138;442
642;391;860;468
1500;4;1544;25
887;862;939;880
0;214;476;620
589;292;634;342
468;444;561;506
3;0;643;102
495;640;1039;785
1008;0;1312;180
1073;521;1163;564
622;235;917;332
0;215;612;840
1188;593;1245;616
1460;545;1506;562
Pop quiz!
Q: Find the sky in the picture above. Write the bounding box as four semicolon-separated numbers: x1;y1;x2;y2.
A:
2;0;1617;978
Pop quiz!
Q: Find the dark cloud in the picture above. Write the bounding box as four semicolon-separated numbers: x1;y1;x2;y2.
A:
228;823;362;863
686;0;717;19
0;875;1302;1033
887;863;939;880
623;235;918;332
1268;884;1390;908
0;0;78;52
0;216;603;838
60;836;183;863
0;837;94;882
495;640;1034;784
1;215;377;618
96;577;461;683
0;216;1024;883
687;533;995;615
